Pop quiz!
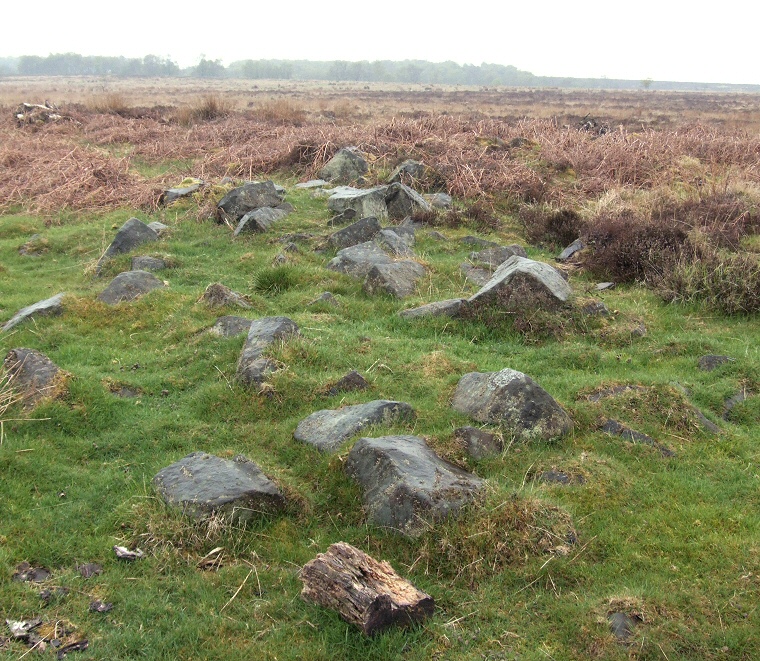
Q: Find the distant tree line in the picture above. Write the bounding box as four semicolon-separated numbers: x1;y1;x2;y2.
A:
9;54;180;77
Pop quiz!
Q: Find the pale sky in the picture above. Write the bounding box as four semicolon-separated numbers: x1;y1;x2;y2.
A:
2;0;758;85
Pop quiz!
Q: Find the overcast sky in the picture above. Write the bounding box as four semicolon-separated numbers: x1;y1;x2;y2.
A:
3;0;757;85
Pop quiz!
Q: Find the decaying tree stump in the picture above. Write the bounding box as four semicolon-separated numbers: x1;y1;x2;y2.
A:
300;542;434;635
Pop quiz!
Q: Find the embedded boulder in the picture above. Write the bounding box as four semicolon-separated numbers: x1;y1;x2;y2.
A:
328;187;389;221
97;271;166;305
208;316;252;337
377;229;415;257
363;261;427;299
131;256;165;271
384;183;431;220
216;181;285;224
160;180;204;206
96;218;158;274
200;283;252;309
152;452;286;523
327;241;393;279
233;206;290;236
3;348;66;408
318;148;368;184
345;435;484;536
399;298;466;319
452;368;573;442
328;216;381;249
236;316;300;385
454;426;502;460
294;400;415;453
387;159;425;184
2;293;65;332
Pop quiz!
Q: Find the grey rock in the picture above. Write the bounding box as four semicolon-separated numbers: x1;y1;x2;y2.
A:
460;263;492;287
723;389;752;420
97;270;165;305
384;182;432;220
393;221;417;243
131;256;165;271
388;159;425;184
3;348;63;407
309;292;339;307
363;261;427;298
468;256;572;307
580;299;609;316
113;385;140;398
698;355;733;371
160;182;203;206
427;230;448;241
272;253;288;265
595;282;616;291
282;242;299;253
454;426;502;460
602;419;675;457
538;470;585;485
557;239;584;262
294;400;415;452
399;298;466;320
208;316;252;337
234;206;289;236
327;208;357;227
328;186;389;221
327;241;393;279
587;384;648;403
327;370;369;396
469;246;525;270
97;218;158;273
608;612;640;641
217;181;284;224
631;323;647;338
147;221;169;235
153;451;285;523
200;283;252;309
452;368;573;442
295;179;328;189
345;435;484;536
377;229;415;257
18;234;47;256
318;147;368;184
2;293;65;332
236;316;300;386
428;193;453;209
328;216;381;249
460;236;499;248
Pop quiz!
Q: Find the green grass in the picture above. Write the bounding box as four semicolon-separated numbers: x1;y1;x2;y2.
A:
1;185;758;660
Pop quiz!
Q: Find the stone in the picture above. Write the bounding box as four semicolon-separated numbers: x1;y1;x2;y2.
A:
595;282;616;291
328;216;381;249
429;193;452;209
580;299;609;316
18;234;47;256
294;400;415;452
454;426;502;459
153;451;285;523
630;323;647;338
327;241;393;279
469;245;526;270
399;298;466;320
698;355;732;371
96;218;158;273
587;384;648;403
2;293;65;332
538;470;585;485
468;256;572;308
216;181;284;224
609;612;641;641
377;229;415;257
602;419;675;457
131;256;165;271
723;389;752;420
236;316;300;385
384;183;432;220
208;316;252;337
452;368;573;442
3;348;65;407
460;263;492;287
345;435;484;536
295;179;328;189
427;230;448;241
363;261;427;298
200;283;252;309
557;239;584;262
393;221;417;244
328;186;389;221
97;270;165;305
147;221;169;235
318;147;368;184
309;292;340;307
460;236;499;249
234;206;289;236
160;181;203;206
327;370;369;396
388;159;425;184
327;208;357;226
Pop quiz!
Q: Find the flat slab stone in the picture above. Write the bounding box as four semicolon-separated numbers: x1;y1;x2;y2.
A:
557;239;584;262
208;316;252;337
2;293;65;332
295;179;328;189
160;181;203;206
3;348;64;407
294;400;415;453
452;368;573;442
131;256;165;271
469;245;527;269
345;435;484;536
327;241;393;279
328;216;381;249
399;298;466;320
236;316;300;385
363;261;427;298
698;355;733;371
602;419;675;457
96;218;158;274
153;452;285;522
328;187;389;221
97;270;165;305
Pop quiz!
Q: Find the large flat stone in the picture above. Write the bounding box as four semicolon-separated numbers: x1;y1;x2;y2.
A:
363;261;427;298
294;400;415;453
3;348;65;408
399;298;466;319
97;271;166;305
328;216;381;249
328;187;389;221
327;241;393;279
2;293;65;332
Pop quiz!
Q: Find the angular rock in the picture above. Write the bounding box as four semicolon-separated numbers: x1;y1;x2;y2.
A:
309;292;339;307
236;316;300;385
377;229;414;257
698;355;732;371
460;263;492;286
147;221;169;235
328;186;389;221
200;283;251;309
399;298;466;320
233;206;289;236
327;241;393;279
468;255;572;308
557;239;584;262
2;293;65;332
3;348;64;407
469;245;526;269
296;179;328;189
345;435;484;536
327;370;369;396
208;316;252;337
454;426;502;460
595;282;616;291
216;181;284;224
385;183;431;220
452;368;573;442
328;216;381;249
294;400;415;453
318;147;368;184
363;261;427;299
427;192;453;209
97;270;165;305
160;181;203;206
388;159;425;184
131;256;165;271
327;208;357;226
96;218;158;273
581;299;609;316
153;451;286;523
723;389;752;420
602;419;675;457
427;230;448;241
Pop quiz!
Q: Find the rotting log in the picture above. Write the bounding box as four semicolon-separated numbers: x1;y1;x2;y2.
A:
300;541;434;635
